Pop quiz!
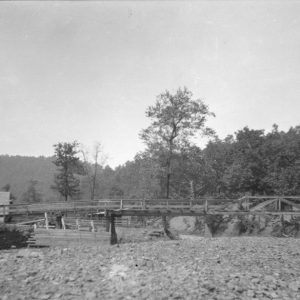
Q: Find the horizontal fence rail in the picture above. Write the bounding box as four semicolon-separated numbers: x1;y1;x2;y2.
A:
2;196;300;220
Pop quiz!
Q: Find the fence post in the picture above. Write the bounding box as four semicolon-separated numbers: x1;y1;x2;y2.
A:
105;216;110;232
62;217;66;230
205;199;208;213
246;197;249;211
110;215;118;245
90;220;95;232
76;219;80;231
45;212;49;230
120;199;123;210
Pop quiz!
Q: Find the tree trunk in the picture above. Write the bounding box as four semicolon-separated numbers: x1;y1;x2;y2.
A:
91;151;99;200
166;173;171;199
91;163;97;200
163;157;176;239
190;180;195;201
110;215;118;245
166;155;171;199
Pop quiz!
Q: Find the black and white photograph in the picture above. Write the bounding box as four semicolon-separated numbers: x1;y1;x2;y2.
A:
0;1;300;299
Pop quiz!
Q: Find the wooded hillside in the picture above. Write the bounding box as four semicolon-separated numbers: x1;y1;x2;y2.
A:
0;156;57;202
1;125;299;203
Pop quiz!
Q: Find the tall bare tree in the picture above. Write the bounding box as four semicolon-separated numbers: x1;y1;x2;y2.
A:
80;142;107;200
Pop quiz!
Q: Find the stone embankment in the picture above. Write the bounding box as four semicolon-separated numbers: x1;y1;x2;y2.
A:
168;215;300;238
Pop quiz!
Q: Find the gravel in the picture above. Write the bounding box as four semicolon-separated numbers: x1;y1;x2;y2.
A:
0;237;300;300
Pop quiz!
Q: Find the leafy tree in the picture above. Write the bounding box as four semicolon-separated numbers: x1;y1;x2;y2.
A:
21;180;42;203
133;152;161;199
140;87;215;198
111;152;161;199
221;127;267;196
207;125;300;197
95;165;115;198
202;136;235;196
109;186;124;198
262;125;300;195
52;141;83;201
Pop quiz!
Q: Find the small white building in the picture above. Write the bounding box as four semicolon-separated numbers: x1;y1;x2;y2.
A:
0;192;10;223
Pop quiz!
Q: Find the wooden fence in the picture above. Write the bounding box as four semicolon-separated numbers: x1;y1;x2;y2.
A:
8;198;238;215
27;228;110;247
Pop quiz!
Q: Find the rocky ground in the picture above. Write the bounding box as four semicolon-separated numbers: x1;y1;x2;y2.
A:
0;237;300;300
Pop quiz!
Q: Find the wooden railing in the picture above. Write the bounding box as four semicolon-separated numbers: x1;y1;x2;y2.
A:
3;196;300;218
238;196;300;211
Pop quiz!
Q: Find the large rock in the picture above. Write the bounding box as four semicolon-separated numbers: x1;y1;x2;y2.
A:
169;216;196;233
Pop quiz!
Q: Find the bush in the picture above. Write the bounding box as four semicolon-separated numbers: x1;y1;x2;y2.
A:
272;219;300;237
0;224;33;250
205;215;226;236
235;216;261;235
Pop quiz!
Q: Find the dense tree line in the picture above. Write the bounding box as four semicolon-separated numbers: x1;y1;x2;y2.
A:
93;125;300;199
1;124;299;203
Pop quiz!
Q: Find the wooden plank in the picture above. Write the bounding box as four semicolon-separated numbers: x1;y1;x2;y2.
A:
33;235;110;240
16;218;45;225
34;234;110;239
29;238;110;247
61;217;66;230
36;233;111;237
208;211;300;216
9;197;300;221
34;235;110;240
280;199;300;209
250;199;278;211
45;212;49;230
34;229;109;236
33;233;110;238
32;237;110;244
110;215;117;245
109;209;300;217
205;200;208;213
34;228;109;235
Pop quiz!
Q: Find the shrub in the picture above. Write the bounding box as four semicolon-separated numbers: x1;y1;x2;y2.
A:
0;224;33;249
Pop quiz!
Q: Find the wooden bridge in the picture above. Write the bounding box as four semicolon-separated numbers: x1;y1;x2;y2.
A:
2;196;299;245
2;196;300;218
103;196;300;244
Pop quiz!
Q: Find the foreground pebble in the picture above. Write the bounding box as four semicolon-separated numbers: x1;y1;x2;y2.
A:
0;237;300;300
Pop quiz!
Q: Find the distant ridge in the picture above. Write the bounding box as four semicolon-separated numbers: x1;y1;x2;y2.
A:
0;155;57;202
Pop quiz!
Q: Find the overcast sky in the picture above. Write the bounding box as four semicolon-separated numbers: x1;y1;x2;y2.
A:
0;1;300;167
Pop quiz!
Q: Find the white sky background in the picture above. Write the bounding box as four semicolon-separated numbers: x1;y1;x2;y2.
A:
0;1;300;168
